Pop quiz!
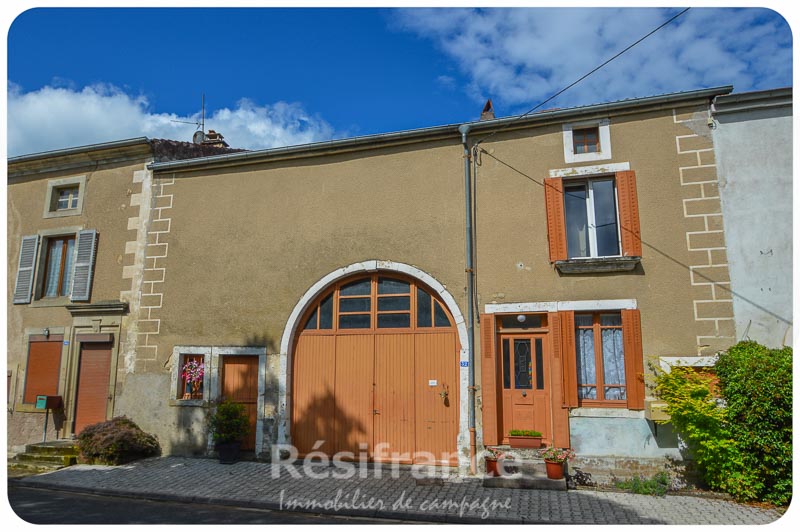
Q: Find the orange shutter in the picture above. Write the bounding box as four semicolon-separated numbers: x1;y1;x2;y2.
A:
616;171;642;257
558;310;578;408
544;177;568;262
621;309;645;410
479;314;499;445
24;339;63;404
549;312;571;448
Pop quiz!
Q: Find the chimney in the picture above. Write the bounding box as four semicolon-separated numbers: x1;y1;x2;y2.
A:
480;99;495;121
202;129;229;148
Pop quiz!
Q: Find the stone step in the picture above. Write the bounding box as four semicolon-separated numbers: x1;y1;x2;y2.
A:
25;440;80;456
7;460;67;474
483;474;567;491
15;453;77;466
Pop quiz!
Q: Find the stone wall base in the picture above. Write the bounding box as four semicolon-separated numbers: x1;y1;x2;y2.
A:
570;455;701;489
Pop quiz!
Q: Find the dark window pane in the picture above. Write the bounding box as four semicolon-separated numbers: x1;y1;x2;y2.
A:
303;308;318;330
340;297;370;312
339;314;370;329
340;278;371;296
500;314;542;329
417;288;432;327
600;313;622;327
377;313;410;328
535;339;544;390
434;301;450;327
319;293;333;329
575;314;593;327
514;339;532;389
502;339;511;389
565;184;590;258
378;296;410;311
377;277;410;294
593;179;620;256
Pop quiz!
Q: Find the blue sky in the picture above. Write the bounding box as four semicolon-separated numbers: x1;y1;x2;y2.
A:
5;6;793;156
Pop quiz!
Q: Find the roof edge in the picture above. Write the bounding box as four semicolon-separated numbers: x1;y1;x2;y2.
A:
150;85;732;173
712;87;792;116
8;137;151;165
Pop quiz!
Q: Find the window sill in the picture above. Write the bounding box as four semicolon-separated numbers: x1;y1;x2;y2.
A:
29;297;72;308
42;208;82;219
169;399;208;407
555;256;640;274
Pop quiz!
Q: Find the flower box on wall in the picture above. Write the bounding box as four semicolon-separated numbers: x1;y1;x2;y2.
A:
508;430;543;449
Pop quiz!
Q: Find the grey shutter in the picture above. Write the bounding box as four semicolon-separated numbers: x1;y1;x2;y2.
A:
13;235;39;304
70;229;97;302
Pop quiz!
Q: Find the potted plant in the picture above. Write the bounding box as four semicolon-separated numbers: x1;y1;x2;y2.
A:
508;429;543;449
208;399;250;464
539;446;576;480
484;446;511;477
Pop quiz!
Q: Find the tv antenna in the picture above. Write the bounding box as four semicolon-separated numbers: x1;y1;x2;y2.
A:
170;94;207;143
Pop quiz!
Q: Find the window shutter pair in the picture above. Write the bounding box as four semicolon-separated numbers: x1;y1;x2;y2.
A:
558;309;644;410
12;229;97;304
544;170;642;262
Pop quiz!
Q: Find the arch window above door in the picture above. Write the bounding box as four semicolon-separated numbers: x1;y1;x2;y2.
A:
302;274;453;333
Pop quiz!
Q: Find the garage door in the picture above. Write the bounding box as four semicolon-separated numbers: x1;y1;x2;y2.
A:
292;274;459;465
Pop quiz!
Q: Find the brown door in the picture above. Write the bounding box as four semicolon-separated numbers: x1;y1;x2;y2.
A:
374;334;415;462
221;356;259;451
74;342;112;435
500;335;551;443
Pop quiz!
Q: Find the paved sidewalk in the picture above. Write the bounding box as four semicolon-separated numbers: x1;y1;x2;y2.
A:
13;457;783;524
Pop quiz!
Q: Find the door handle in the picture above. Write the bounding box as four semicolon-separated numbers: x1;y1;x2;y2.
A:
521;391;527;397
373;409;380;414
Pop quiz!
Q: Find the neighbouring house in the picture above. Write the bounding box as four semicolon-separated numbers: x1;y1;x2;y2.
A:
8;85;789;480
710;87;793;349
6;137;242;449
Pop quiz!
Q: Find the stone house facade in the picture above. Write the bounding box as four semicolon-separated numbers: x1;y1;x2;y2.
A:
10;85;776;479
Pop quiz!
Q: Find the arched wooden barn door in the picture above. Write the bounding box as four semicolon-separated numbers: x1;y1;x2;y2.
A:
292;274;459;465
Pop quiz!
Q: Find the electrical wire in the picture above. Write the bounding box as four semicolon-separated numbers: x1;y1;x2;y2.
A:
475;7;692;146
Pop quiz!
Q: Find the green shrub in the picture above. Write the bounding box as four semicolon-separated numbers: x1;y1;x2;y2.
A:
77;416;161;465
509;429;542;437
615;471;669;496
715;341;792;505
655;341;792;505
209;399;250;444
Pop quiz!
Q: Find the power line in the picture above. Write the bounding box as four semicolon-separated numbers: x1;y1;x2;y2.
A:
475;7;692;146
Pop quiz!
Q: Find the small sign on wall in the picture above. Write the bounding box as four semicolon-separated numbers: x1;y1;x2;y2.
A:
460;361;469;367
35;395;47;409
428;379;438;386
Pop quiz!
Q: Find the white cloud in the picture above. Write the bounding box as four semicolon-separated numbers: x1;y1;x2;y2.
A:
394;7;791;114
7;83;335;157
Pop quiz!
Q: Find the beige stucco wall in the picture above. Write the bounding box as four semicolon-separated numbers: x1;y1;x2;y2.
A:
144;101;732;456
7;155;150;449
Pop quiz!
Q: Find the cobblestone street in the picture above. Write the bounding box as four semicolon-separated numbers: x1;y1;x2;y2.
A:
13;457;784;524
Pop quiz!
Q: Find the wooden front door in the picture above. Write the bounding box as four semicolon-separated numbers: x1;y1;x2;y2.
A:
499;334;551;444
74;342;112;435
221;356;259;451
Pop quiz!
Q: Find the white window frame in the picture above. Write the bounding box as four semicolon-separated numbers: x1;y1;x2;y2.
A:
43;176;86;219
563;175;623;259
563;119;611;163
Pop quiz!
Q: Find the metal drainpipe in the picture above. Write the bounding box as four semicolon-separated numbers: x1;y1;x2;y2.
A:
458;123;477;475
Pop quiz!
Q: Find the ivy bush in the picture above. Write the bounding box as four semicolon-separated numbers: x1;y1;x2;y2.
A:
655;341;791;505
77;416;161;465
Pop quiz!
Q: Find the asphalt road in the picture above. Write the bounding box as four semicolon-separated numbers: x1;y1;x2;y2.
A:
7;484;419;524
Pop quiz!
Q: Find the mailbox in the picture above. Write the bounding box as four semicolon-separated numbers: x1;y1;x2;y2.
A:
45;395;63;410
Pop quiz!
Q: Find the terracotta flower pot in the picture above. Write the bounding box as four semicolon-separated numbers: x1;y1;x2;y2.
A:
508;435;543;449
486;458;501;477
545;460;565;480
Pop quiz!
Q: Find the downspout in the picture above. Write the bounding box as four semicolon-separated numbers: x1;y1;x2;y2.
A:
458;123;477;476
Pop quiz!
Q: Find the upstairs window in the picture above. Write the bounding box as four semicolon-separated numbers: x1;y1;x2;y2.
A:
54;186;80;211
572;127;600;154
564;177;620;258
43;236;76;298
43;176;86;219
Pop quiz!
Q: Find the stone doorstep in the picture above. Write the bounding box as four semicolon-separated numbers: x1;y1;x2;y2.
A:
25;441;80;456
483;475;567;491
15;453;77;466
